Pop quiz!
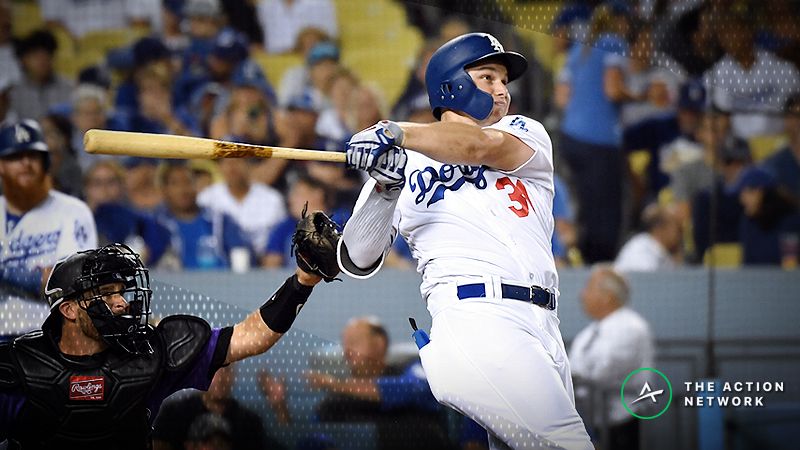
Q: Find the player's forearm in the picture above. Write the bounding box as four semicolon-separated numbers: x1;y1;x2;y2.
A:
398;121;504;166
225;270;318;364
340;181;397;272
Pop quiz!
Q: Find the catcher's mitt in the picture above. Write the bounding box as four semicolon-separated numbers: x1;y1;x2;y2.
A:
291;204;342;282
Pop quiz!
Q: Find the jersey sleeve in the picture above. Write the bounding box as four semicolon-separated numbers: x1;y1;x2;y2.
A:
57;199;98;260
486;115;554;182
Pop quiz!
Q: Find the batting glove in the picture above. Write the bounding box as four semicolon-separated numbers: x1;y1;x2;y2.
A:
369;146;408;200
346;121;405;172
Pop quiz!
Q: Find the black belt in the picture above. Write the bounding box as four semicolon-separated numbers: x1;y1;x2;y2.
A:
456;283;557;310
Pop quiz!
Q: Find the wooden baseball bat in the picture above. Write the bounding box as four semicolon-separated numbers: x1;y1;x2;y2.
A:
83;129;346;163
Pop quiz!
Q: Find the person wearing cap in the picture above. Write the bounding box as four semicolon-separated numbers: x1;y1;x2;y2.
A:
0;119;97;338
257;0;337;54
688;137;752;262
556;2;634;263
9;29;73;121
733;166;800;265
761;93;800;199
276;28;333;108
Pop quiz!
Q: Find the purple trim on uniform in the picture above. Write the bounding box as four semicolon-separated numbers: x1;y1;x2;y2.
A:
146;327;223;424
0;391;26;434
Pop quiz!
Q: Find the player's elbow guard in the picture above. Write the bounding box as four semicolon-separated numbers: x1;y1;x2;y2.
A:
336;238;385;280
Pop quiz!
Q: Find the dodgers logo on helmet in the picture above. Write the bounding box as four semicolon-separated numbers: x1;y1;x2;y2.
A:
0;119;50;169
425;33;528;121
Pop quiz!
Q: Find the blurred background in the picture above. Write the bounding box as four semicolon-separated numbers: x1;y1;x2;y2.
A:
1;0;799;449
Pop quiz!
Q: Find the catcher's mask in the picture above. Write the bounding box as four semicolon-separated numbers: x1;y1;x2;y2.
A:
44;243;154;354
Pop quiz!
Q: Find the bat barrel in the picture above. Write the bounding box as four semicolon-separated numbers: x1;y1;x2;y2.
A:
83;129;346;162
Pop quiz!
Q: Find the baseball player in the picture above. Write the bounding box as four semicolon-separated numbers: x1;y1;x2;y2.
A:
0;210;341;448
0;119;97;338
338;33;592;450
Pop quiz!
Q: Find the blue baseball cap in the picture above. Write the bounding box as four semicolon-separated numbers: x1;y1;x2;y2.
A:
678;80;706;112
133;37;171;66
306;42;339;66
211;29;249;63
731;167;777;194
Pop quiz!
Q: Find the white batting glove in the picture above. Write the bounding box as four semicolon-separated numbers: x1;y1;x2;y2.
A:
346;121;405;172
369;146;408;200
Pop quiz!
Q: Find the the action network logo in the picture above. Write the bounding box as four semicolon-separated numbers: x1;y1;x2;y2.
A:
620;368;673;420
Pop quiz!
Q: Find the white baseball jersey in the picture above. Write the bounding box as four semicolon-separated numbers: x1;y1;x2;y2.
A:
392;114;558;299
0;191;97;335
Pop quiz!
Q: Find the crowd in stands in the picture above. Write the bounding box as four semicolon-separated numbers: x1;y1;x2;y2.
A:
2;0;799;274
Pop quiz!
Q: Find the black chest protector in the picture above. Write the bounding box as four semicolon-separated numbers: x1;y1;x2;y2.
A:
4;315;210;450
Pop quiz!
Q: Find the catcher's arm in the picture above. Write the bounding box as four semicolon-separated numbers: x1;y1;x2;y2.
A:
225;210;340;364
338;178;400;279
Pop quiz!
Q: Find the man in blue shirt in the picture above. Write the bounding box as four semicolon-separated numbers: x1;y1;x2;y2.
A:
154;162;251;270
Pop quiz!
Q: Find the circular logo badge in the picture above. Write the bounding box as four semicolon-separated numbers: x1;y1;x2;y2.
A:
620;367;672;420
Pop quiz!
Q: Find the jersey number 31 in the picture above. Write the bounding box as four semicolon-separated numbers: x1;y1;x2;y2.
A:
496;177;534;218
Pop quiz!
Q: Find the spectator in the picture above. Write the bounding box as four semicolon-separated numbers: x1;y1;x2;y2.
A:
304;41;343;114
115;36;176;117
263;175;329;268
0;72;14;127
734;167;800;266
154;162;250;270
197;156;285;256
125;157;164;212
689;138;752;262
39;113;81;197
160;0;190;53
316;68;360;151
761;93;800;198
220;0;264;46
614;203;683;272
659;79;707;178
668;111;736;223
129;66;196;136
83;160;170;266
9;30;73;121
276;27;332;107
553;174;578;267
391;39;439;122
704;10;800;139
0;120;97;337
153;363;285;450
570;265;655;450
70;84;126;170
661;4;722;78
257;0;338;54
305;317;453;450
556;2;633;263
0;0;20;86
304;160;360;219
39;0;161;38
173;0;226;108
209;83;278;145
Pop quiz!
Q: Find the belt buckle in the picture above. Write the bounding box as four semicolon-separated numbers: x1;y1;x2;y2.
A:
531;285;555;310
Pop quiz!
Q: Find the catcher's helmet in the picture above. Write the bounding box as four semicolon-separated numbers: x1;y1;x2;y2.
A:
0;120;50;170
44;244;154;354
425;33;527;121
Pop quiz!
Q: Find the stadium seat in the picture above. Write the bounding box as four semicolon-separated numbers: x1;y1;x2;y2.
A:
703;243;743;268
748;133;788;162
11;1;43;38
76;28;146;55
251;51;303;91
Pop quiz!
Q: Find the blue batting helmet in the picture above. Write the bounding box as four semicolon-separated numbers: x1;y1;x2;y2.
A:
0;119;50;169
425;33;527;121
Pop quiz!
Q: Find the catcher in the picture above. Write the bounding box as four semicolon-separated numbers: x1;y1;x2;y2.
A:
0;211;340;449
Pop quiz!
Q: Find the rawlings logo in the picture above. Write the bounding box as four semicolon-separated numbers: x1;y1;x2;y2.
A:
69;376;105;401
409;165;488;206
